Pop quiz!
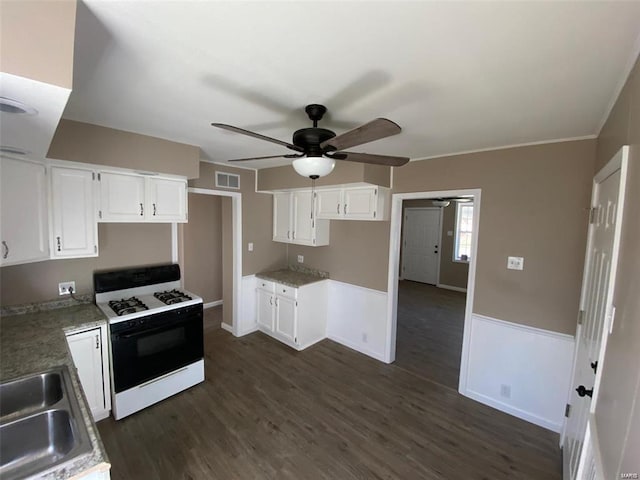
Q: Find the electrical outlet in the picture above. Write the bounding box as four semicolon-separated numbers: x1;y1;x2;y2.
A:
500;384;511;399
248;242;254;252
297;255;304;263
507;256;524;270
58;281;75;296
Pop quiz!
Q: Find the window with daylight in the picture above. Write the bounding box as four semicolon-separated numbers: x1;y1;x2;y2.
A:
454;202;474;262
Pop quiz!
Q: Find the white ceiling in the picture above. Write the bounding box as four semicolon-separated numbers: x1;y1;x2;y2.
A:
64;1;640;169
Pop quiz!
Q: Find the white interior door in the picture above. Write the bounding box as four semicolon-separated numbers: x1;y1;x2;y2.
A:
563;147;628;480
401;208;441;284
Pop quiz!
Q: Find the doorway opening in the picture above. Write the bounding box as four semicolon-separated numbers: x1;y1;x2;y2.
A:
174;187;242;336
385;189;480;394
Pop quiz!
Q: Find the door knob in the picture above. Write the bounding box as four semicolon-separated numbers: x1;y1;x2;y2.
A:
576;385;593;398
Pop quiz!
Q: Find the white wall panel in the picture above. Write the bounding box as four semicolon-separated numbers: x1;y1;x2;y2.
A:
327;280;388;362
463;314;575;432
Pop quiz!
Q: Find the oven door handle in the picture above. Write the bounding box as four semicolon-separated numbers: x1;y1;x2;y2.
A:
114;321;191;340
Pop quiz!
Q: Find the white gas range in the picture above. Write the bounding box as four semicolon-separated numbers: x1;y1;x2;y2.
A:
94;264;204;420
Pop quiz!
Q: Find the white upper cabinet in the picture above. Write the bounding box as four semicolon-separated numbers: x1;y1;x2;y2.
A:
272;191;329;246
147;177;187;221
99;171;187;223
99;171;146;221
316;186;389;221
0;156;49;266
50;166;98;258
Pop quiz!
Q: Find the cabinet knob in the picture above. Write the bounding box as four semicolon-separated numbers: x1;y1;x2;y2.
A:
344;204;347;214
1;241;8;259
153;203;157;216
140;203;144;216
337;204;340;214
56;236;61;252
95;334;100;349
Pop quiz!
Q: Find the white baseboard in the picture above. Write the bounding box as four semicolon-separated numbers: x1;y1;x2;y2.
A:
221;322;233;333
461;313;574;432
437;283;467;293
327;333;386;362
203;300;223;309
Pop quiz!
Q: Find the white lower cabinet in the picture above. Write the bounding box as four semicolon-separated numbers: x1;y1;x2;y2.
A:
256;279;327;350
66;324;111;421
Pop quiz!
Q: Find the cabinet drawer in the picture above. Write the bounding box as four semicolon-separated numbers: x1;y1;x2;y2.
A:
276;284;297;299
257;279;275;293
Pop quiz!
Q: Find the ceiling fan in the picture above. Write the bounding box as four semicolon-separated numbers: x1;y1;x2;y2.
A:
211;104;409;179
431;197;473;207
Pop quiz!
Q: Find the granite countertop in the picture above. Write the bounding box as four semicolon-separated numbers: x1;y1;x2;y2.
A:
0;303;111;479
256;265;329;288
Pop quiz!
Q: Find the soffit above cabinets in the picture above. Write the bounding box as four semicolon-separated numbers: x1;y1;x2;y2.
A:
0;72;71;160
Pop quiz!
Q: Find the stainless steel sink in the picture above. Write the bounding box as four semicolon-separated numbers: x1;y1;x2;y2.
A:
0;371;63;417
0;367;92;479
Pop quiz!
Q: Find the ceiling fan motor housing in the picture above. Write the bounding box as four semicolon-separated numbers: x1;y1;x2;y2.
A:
292;128;336;156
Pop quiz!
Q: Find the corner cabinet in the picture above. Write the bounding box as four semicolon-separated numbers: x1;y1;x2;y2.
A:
273;191;329;246
316;186;390;221
255;279;327;350
99;171;187;223
50;166;99;258
66;324;111;421
0;156;49;266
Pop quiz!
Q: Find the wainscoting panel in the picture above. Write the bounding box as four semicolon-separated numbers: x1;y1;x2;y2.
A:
327;280;388;362
237;275;258;336
462;314;575;432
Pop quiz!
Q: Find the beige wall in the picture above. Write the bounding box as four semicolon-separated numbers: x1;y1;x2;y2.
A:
48;120;200;179
0;0;76;88
0;224;172;306
190;163;287;276
258;161;391;191
593;55;640;478
181;194;222;303
396;140;595;335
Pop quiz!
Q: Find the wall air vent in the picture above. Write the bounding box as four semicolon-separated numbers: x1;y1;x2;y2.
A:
215;171;240;189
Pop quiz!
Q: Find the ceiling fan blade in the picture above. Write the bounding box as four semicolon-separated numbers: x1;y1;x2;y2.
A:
320;118;401;151
227;153;303;162
328;151;409;167
211;123;304;152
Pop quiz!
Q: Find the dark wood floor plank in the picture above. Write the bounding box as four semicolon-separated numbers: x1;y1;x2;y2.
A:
98;302;561;480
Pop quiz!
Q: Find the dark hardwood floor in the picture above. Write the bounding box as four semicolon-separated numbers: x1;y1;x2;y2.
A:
98;305;561;479
395;281;466;390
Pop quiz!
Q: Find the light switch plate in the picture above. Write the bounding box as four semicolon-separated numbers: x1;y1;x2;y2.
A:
248;242;254;252
507;256;524;270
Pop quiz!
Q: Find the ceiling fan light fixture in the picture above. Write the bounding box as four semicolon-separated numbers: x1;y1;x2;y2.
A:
432;200;450;208
292;155;335;179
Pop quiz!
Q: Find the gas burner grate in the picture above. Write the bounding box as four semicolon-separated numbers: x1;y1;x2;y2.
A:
153;289;193;305
108;297;149;316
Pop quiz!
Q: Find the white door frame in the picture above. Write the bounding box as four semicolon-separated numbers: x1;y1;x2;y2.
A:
385;188;481;397
401;207;442;285
172;187;243;336
561;145;629;479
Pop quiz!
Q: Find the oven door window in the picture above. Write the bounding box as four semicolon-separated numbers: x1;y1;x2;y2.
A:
111;308;203;393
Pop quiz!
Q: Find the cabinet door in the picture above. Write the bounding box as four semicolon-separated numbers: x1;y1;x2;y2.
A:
51;167;97;258
273;193;291;243
292;191;314;245
148;177;187;222
0;156;49;266
344;187;378;219
256;289;275;331
99;172;146;222
316;189;343;219
67;328;106;418
275;295;297;344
